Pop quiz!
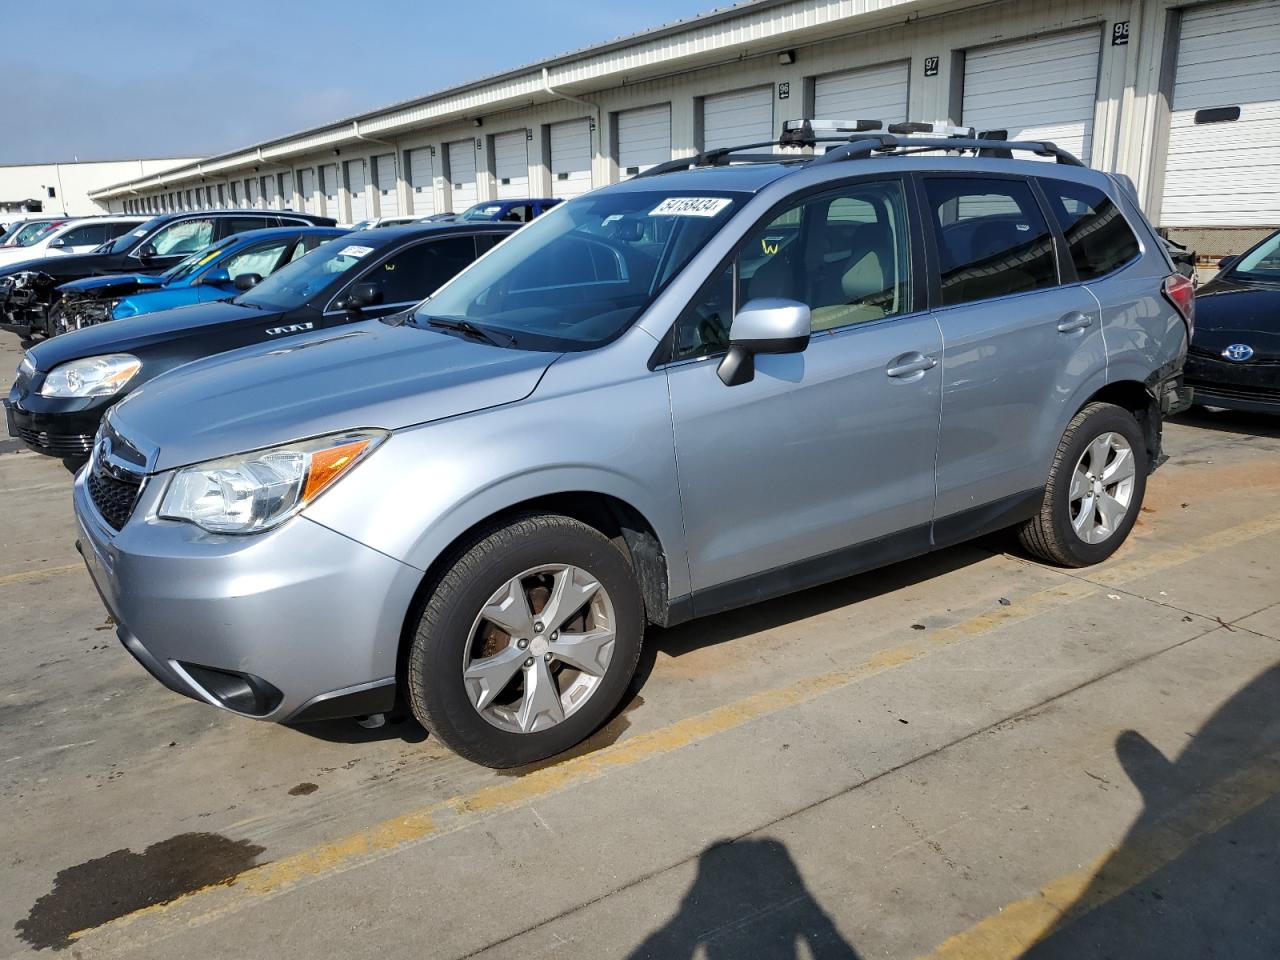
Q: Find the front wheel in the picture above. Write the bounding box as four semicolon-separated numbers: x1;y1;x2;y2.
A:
407;513;644;768
1018;402;1149;567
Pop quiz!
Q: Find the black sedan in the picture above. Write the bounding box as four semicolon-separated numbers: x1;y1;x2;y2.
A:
1185;229;1280;414
5;222;517;458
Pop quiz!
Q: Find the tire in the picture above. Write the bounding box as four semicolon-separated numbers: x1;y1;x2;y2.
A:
407;512;644;768
1018;402;1149;568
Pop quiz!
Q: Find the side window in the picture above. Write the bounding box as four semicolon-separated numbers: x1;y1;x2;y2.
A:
669;180;912;361
1041;180;1140;281
223;241;290;280
149;218;215;256
224;216;272;235
360;237;476;304
924;177;1058;306
58;224;109;246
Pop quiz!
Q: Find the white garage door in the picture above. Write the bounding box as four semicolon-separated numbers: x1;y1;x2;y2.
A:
550;119;593;199
617;103;671;178
320;164;340;220
447;139;478;213
346;158;369;222
702;86;774;151
374;153;397;218
260;176;274;209
299;169;317;214
247;178;260;208
493;130;530;199
814;61;910;127
407;148;434;216
1162;0;1280;227
962;29;1101;164
278;171;294;210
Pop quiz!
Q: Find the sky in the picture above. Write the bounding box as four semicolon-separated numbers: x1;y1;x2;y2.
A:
2;0;728;165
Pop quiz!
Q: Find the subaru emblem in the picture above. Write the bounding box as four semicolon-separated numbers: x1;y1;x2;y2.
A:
1222;343;1255;362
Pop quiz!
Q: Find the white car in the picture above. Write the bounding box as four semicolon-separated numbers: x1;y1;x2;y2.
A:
348;216;422;231
0;216;149;267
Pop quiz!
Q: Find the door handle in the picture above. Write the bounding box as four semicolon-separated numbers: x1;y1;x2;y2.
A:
1056;311;1093;333
886;353;938;378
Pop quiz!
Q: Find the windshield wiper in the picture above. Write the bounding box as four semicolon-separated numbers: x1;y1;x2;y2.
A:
424;316;517;347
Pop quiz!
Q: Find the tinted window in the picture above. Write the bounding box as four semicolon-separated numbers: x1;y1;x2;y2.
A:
225;216;272;235
670;181;912;361
58;224;110;246
925;177;1058;306
1042;180;1139;281
359;237;476;304
1227;229;1280;281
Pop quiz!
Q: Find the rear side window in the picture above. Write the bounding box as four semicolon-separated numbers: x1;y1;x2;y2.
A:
1041;180;1140;281
361;237;477;305
924;177;1058;307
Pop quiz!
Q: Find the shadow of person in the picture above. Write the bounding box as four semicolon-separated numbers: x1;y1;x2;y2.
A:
626;838;860;960
1022;662;1280;958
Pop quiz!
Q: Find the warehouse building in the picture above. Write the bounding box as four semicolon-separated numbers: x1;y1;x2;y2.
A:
0;157;200;218
90;0;1280;257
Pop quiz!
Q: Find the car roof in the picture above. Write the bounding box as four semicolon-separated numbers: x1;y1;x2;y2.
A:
600;162;800;195
357;221;523;243
218;225;349;245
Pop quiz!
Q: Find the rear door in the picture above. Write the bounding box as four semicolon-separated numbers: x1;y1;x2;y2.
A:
921;174;1104;536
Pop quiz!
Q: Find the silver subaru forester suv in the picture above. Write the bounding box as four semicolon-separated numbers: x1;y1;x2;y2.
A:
74;123;1191;768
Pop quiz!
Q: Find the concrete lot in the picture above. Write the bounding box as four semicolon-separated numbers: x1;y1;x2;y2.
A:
1;325;1278;959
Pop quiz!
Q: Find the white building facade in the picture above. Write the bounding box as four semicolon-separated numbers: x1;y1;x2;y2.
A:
90;0;1280;256
0;157;200;218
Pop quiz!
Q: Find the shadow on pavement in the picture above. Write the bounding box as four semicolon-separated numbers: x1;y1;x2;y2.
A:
625;662;1280;960
626;838;860;959
1172;406;1280;440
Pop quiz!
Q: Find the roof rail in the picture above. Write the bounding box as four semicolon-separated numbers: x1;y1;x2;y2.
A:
633;118;1083;178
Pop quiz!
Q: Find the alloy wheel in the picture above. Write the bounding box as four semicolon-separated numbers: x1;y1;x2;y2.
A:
1069;432;1137;544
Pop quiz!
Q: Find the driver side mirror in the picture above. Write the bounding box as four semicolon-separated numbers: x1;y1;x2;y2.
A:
233;272;262;291
200;267;233;287
342;281;383;311
717;298;811;387
48;237;66;249
1217;255;1236;271
137;242;157;262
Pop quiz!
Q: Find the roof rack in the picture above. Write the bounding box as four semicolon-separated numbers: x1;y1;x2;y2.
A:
633;118;1083;178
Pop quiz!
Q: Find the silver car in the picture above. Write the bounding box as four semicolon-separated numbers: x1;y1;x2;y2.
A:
72;125;1192;767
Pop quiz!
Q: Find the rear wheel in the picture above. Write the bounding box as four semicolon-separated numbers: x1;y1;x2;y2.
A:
1018;402;1148;567
407;513;644;768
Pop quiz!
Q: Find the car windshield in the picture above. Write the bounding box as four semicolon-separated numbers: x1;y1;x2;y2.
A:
412;190;745;350
102;218;162;255
1231;230;1280;282
162;239;235;282
235;238;372;310
12;221;58;246
458;204;503;222
350;219;376;231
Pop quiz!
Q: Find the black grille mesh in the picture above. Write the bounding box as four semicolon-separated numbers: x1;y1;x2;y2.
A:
87;461;142;530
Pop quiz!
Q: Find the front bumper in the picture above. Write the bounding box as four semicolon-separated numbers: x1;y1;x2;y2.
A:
1185;352;1280;413
5;387;108;458
73;464;423;722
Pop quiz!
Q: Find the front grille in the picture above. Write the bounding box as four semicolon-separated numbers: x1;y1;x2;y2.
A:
1186;380;1280;404
17;427;94;457
87;459;143;530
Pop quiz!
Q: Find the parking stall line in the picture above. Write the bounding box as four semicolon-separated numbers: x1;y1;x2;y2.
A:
64;507;1280;950
0;562;84;587
917;750;1280;960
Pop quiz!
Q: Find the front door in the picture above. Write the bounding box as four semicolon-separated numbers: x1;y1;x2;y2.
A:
663;179;943;613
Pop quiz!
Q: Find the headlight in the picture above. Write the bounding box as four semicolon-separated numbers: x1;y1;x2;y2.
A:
17;356;34;379
158;429;388;534
38;354;142;398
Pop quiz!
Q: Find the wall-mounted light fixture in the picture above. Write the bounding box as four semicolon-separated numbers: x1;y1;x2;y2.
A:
777;50;796;65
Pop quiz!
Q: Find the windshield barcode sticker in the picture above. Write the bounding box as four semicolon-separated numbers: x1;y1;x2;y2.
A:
649;197;732;218
337;244;374;258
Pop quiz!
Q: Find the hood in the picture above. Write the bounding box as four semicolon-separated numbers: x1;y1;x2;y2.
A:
25;301;275;373
0;251;112;279
1192;276;1280;360
109;319;562;470
58;272;165;296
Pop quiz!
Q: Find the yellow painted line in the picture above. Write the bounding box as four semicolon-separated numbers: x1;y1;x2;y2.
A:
0;562;83;587
69;508;1280;946
919;751;1280;960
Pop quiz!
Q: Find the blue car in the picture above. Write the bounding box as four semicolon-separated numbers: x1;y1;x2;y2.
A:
51;226;348;334
444;198;562;224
